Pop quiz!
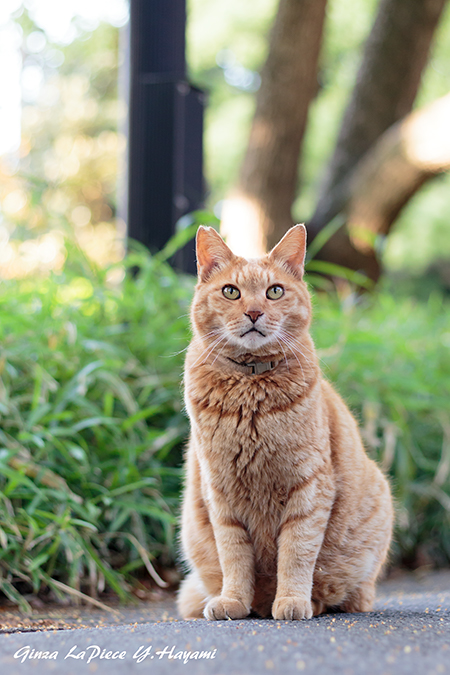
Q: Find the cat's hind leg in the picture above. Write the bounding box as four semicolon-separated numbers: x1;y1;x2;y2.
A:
341;578;376;613
177;571;208;619
311;599;326;616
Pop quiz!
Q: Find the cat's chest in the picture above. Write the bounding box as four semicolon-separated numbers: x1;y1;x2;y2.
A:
188;370;324;498
195;392;319;495
192;376;319;452
203;422;292;524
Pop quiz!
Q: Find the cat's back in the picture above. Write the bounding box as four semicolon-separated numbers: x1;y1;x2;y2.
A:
318;378;393;540
320;377;386;480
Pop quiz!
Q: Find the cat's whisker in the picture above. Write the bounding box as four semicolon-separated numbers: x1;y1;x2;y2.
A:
284;339;309;365
199;338;225;365
279;330;311;363
191;332;225;367
211;337;232;366
277;333;301;365
200;329;224;340
282;342;309;378
192;338;220;366
199;334;229;366
161;345;190;358
275;336;289;372
285;338;318;363
278;334;305;382
280;338;302;368
282;329;328;368
278;330;304;351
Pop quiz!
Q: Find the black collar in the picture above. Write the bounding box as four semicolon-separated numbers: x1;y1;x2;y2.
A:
226;357;276;375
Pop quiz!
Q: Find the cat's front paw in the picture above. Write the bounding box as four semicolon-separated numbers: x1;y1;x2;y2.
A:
204;596;250;621
272;596;313;621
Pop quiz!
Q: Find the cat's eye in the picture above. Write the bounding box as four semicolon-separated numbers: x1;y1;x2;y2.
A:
222;285;241;300
266;285;284;300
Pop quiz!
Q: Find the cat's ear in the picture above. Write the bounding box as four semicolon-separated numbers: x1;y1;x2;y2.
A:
196;226;236;281
268;224;307;278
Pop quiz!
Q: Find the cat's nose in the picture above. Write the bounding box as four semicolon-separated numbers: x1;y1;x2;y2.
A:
245;310;264;324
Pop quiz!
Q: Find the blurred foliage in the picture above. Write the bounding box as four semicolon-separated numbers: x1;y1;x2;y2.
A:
2;0;450;278
187;0;450;278
312;287;450;568
0;7;125;278
0;245;193;611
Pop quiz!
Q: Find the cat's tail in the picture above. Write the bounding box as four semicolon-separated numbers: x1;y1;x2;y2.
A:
177;570;208;620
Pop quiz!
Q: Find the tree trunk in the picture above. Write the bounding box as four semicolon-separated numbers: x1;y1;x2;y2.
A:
311;93;450;282
220;0;327;257
308;0;448;240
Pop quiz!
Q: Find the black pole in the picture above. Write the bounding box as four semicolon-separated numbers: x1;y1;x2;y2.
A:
126;0;205;274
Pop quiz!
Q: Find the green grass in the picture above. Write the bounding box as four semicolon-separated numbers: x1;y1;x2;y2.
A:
0;245;449;611
0;244;193;611
312;287;450;567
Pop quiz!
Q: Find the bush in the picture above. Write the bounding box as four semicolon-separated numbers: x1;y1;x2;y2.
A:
0;245;192;611
0;247;449;611
312;287;450;567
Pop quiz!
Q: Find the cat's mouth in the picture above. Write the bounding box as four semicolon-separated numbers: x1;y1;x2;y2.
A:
241;327;266;337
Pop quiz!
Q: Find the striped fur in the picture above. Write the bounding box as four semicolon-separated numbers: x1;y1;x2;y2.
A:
178;225;393;621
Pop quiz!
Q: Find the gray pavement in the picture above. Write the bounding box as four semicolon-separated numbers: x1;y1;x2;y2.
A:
0;571;449;675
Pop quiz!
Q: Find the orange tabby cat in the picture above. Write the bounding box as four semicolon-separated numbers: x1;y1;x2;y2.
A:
178;224;393;621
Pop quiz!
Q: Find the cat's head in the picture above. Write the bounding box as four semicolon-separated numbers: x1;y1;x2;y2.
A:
191;225;312;359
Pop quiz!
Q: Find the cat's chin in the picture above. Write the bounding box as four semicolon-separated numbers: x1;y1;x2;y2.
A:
234;333;271;352
226;335;279;360
240;337;267;351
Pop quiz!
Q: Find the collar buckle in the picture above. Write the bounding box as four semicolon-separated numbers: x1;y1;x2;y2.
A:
247;361;274;375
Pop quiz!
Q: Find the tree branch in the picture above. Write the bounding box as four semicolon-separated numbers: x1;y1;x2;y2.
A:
310;93;450;281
